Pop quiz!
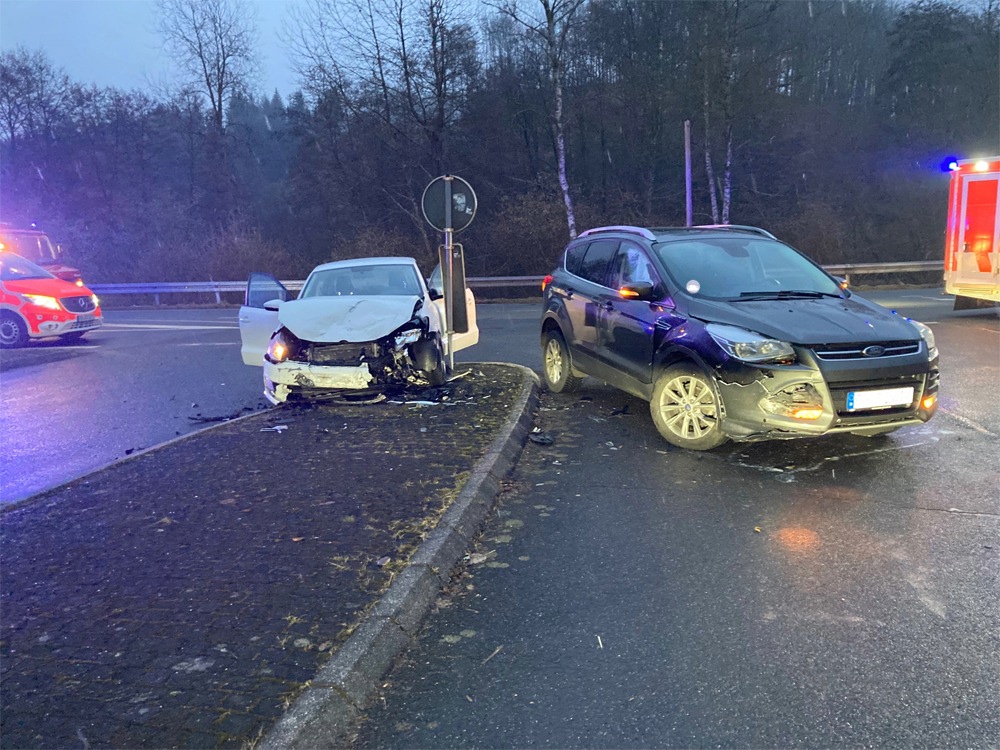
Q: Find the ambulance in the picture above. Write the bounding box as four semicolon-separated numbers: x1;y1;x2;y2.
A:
944;157;1000;309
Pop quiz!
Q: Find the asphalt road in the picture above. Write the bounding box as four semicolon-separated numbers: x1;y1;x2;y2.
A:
352;292;999;749
1;289;997;747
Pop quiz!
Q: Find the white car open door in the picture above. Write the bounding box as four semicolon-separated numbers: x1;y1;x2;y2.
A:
238;272;289;366
428;265;479;354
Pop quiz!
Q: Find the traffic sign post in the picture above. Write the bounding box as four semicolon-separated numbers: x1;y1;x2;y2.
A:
421;176;477;369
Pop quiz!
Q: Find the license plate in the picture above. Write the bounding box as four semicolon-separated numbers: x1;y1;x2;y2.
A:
76;313;95;322
846;386;914;411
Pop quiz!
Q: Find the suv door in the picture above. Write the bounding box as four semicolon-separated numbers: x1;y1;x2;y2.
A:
598;242;663;384
558;238;618;367
239;272;289;366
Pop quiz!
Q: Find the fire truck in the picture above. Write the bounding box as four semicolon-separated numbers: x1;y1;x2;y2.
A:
944;157;1000;309
0;223;83;285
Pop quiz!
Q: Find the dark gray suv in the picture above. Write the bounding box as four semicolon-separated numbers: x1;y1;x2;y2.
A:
540;225;939;450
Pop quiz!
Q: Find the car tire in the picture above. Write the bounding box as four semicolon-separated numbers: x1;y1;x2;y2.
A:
541;329;584;393
650;364;728;450
0;313;28;349
426;346;447;387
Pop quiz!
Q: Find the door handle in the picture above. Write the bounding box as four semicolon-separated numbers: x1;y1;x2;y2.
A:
603;301;614;311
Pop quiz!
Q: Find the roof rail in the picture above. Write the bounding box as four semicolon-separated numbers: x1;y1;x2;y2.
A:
692;224;776;240
578;225;657;241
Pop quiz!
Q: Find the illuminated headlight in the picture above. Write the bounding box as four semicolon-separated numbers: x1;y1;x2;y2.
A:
395;328;422;347
91;294;100;306
266;329;299;363
909;320;937;359
707;324;795;363
23;294;62;311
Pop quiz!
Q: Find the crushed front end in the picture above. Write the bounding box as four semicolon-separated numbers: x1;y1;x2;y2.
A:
261;318;441;404
713;339;939;441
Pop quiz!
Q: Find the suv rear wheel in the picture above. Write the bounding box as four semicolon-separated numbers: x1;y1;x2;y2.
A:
650;364;728;450
541;330;584;393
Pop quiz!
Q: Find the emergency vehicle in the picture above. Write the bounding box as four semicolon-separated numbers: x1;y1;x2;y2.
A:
944;157;1000;309
0;223;84;285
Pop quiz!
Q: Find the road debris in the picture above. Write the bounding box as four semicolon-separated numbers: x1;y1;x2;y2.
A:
597;635;603;649
259;425;288;433
482;645;503;665
528;430;554;445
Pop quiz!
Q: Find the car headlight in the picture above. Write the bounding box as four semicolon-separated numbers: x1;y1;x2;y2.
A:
910;320;937;359
23;294;61;311
266;329;300;363
706;323;796;363
395;328;422;347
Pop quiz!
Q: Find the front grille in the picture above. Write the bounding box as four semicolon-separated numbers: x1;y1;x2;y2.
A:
827;374;925;416
811;340;921;361
66;318;98;330
60;295;96;313
305;342;380;365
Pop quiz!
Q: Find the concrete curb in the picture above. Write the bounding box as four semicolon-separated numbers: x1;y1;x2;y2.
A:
260;364;540;749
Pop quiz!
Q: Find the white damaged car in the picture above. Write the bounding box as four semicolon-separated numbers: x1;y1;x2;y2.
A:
239;257;479;404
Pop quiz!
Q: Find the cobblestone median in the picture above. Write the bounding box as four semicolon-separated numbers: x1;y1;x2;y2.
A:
0;364;528;749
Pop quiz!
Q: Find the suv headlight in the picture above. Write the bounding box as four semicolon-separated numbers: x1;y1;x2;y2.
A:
910;320;937;360
707;323;796;363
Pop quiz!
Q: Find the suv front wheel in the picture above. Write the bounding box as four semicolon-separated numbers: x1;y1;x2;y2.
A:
650;364;728;450
541;329;584;393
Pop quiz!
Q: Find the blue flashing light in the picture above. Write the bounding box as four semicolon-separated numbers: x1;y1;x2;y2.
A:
941;156;960;172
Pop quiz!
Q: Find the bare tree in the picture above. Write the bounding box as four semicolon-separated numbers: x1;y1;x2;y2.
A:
495;0;585;239
155;0;258;131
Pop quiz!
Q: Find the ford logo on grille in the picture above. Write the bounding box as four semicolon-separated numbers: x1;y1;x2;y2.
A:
862;345;886;357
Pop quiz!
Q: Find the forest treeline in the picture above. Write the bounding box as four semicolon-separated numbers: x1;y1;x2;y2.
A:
1;0;997;283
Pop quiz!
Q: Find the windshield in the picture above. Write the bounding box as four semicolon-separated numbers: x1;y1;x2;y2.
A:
653;237;841;300
0;231;58;263
0;252;56;281
300;263;422;298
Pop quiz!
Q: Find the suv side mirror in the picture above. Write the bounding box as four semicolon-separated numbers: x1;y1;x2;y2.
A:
618;281;655;301
428;287;443;301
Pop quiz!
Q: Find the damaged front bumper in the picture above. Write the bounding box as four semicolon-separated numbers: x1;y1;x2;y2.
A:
713;352;939;442
263;360;375;405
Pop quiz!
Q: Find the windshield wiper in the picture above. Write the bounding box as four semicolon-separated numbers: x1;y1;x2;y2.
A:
733;290;841;301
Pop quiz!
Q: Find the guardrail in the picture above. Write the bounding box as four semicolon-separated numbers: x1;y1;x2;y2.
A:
89;261;943;304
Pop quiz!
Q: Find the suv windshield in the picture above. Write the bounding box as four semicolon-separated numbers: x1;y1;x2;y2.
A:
0;252;55;281
653;237;841;300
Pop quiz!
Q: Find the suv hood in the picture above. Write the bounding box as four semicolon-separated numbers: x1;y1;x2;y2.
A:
279;295;423;343
686;294;920;344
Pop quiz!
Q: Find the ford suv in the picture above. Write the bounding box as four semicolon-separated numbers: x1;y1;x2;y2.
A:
540;225;939;450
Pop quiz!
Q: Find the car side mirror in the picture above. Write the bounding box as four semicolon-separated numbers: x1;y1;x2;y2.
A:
263;299;284;312
618;281;655;301
428;288;443;301
834;276;851;296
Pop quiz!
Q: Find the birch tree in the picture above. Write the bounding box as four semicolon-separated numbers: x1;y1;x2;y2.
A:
496;0;585;239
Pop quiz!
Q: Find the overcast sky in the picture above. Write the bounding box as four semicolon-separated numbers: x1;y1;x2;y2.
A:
0;0;300;98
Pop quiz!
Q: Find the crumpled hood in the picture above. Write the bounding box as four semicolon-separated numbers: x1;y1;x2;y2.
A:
685;294;921;344
279;295;423;343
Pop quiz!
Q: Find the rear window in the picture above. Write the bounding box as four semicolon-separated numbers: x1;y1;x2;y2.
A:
564;242;587;276
576;239;618;285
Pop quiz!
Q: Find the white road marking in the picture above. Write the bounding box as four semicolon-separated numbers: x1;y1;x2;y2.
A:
174;342;240;346
940;407;998;437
